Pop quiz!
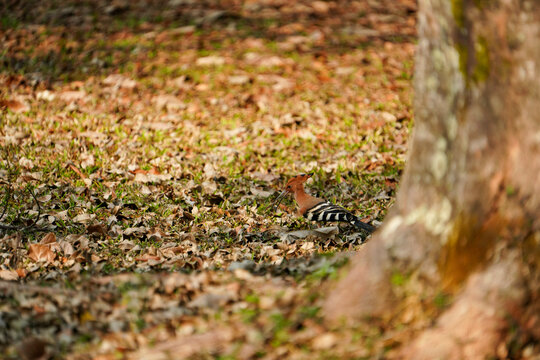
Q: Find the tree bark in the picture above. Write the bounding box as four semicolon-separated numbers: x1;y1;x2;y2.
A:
324;0;540;358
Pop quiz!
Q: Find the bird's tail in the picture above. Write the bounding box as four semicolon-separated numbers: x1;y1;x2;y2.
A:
350;217;377;233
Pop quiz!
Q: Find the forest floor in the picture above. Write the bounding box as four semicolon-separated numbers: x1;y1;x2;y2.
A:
0;0;416;358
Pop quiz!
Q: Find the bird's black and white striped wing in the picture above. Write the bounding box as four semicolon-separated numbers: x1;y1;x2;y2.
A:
304;201;376;232
304;202;354;222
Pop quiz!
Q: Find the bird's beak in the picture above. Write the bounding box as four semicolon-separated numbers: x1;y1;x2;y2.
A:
307;172;314;177
272;190;288;211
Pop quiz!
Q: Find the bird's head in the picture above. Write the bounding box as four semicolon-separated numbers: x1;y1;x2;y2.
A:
272;173;313;211
283;173;313;193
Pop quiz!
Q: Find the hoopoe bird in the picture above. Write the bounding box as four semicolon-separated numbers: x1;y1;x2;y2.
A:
273;173;376;233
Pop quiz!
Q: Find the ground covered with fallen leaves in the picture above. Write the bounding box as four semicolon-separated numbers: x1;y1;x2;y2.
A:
0;1;415;358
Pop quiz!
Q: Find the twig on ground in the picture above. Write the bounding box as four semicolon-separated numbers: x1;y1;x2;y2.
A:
0;148;48;233
0;181;10;221
26;185;41;229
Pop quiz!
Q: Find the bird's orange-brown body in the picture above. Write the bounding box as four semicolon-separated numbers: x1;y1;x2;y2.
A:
286;176;324;216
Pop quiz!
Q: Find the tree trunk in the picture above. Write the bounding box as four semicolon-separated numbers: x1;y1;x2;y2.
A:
324;0;540;358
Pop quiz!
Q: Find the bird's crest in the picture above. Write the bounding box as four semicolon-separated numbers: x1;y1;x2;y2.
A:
285;173;313;186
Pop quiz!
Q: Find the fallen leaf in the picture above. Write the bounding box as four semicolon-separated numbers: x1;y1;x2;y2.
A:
0;99;30;113
16;337;48;360
312;333;337;350
28;244;56;264
133;172;172;183
250;187;274;198
36;90;56;101
135;329;233;359
124;227;147;236
380;111;397;122
203;163;216;178
102;74;137;89
18;157;34;169
188;292;232;309
16;268;28;278
130;167;161;175
228;75;250;85
73;213;95;224
281;227;339;242
201;180;217;194
312;1;330;13
39;232;56;245
86;224;108;236
153;94;186;111
196;56;225;66
59;90;86;102
0;269;19;281
251;172;280;182
57;240;74;256
67;163;87;179
135;254;161;262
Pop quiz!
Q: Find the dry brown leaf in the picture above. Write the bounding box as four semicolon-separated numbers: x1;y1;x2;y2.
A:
196;55;225;66
134;328;233;359
39;232;56;245
18;157;34;169
57;240;75;256
67;163;87;179
135;254;161;262
28;244;56;264
133;172;172;183
0;99;29;113
312;333;337;350
91;254;102;263
228;75;250;85
281;227;339;242
130;167;161;175
87;224;108;236
16;337;48;360
36;90;56;101
15;268;28;278
251;171;280;182
0;269;19;281
59;90;86;102
152;94;186;111
102;74;137;89
73;213;95;224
